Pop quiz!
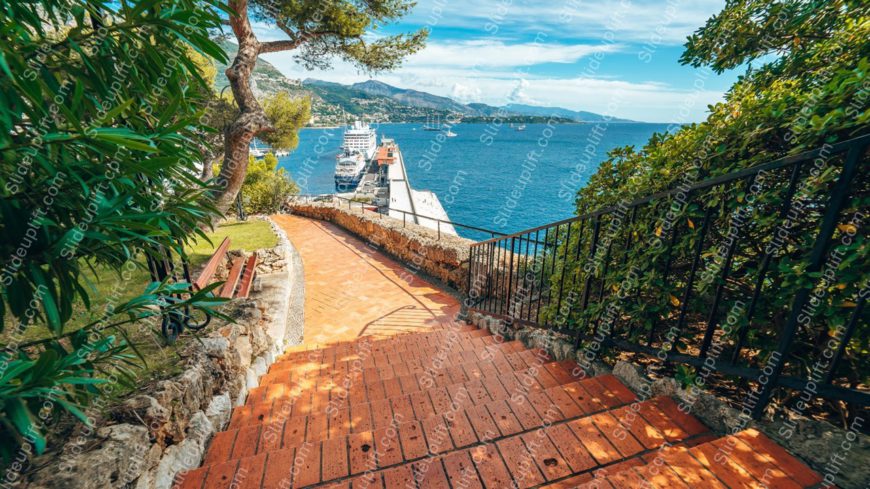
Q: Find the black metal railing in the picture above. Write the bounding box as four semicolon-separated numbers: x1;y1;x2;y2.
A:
145;243;212;343
287;193;505;241
467;135;869;419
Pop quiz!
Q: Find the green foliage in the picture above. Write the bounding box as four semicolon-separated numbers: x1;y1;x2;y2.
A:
681;0;857;74
552;0;869;420
0;0;228;461
201;90;240;168
239;153;299;215
260;92;311;150
674;365;698;390
254;0;428;73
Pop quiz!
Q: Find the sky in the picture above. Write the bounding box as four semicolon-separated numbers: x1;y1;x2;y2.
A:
253;0;741;123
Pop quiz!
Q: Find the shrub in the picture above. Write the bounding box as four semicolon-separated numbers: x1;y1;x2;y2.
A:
0;0;227;463
231;153;299;215
556;0;868;423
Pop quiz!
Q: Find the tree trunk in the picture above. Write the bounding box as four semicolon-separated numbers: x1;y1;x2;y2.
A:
200;158;213;181
211;0;272;215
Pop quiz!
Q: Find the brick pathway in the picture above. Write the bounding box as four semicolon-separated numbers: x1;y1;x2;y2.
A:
175;215;823;488
272;214;460;344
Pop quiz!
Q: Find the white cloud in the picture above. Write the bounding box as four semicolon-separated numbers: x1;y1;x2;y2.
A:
450;82;482;102
261;46;724;122
405;40;621;68
248;0;730;122
419;74;723;122
508;78;536;105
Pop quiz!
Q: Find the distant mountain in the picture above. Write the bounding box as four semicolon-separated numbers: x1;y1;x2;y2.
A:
503;103;634;123
300;78;452;123
466;103;507;117
351;80;471;114
302;79;634;123
212;41;638;124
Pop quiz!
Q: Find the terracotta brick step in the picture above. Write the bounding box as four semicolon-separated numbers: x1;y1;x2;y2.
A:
256;338;531;394
223;358;588;449
257;337;523;395
241;345;564;422
264;337;521;390
276;327;495;365
176;390;710;489
570;428;822;489
538;433;719;489
200;374;640;471
265;334;520;380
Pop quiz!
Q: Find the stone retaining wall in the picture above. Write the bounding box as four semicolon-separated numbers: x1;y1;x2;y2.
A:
286;202;475;292
466;310;870;489
25;217;303;489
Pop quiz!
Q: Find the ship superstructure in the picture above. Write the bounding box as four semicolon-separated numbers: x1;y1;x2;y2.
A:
334;121;377;191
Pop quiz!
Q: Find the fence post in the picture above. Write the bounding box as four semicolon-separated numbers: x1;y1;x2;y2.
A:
575;216;601;348
555;223;574;319
505;237;516;317
751;143;864;419
437;221;441;240
466;245;475;309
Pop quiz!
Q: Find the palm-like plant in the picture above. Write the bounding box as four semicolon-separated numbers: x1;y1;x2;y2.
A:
0;0;229;462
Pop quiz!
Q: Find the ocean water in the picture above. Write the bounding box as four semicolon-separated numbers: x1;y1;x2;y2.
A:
279;122;669;240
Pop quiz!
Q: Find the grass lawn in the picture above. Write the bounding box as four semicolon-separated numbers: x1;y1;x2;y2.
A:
187;219;278;268
2;219;279;400
80;218;278;322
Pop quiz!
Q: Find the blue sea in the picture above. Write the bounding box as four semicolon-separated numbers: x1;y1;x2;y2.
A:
278;122;669;240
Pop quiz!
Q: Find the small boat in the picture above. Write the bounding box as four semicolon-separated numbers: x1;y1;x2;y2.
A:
250;141;266;158
423;113;442;131
445;130;457;137
515;124;526;131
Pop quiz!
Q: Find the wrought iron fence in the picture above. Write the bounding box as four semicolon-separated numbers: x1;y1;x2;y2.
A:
467;135;869;419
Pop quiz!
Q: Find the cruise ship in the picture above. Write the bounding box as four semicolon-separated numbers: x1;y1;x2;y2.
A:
334;121;377;191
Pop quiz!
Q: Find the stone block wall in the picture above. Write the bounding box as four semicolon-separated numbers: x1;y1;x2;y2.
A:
286;202;476;293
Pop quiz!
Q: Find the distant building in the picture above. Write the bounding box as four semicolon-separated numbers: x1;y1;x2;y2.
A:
375;139;397;187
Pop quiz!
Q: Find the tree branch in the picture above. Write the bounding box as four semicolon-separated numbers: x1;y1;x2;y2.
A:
258;30;341;54
259;39;304;53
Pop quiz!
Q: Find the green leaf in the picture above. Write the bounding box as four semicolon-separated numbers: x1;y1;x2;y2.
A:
6;399;46;453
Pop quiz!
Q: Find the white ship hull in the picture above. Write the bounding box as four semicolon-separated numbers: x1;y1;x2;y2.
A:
334;121;377;191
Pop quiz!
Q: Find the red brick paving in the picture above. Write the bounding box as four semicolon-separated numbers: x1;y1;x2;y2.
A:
178;324;823;489
175;216;822;488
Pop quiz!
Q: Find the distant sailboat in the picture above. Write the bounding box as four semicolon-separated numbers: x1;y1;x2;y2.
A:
250;141;266;158
423;113;441;131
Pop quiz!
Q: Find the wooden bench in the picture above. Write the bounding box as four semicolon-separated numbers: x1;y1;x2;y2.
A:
194;237;258;299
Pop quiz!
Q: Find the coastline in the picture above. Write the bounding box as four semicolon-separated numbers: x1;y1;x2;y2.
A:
303;121;667;129
282;122;672;237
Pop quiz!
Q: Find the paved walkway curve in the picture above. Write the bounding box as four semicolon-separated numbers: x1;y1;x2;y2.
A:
271;214;460;345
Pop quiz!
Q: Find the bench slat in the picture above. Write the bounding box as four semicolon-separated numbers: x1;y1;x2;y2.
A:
220;257;244;298
194;237;231;290
236;254;258;299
